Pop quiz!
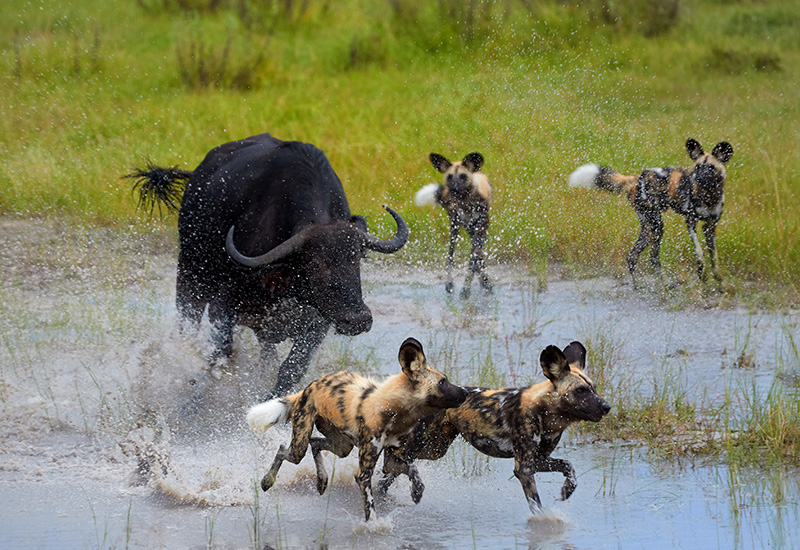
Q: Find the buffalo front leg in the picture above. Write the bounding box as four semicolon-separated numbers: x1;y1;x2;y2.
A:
269;325;328;398
207;300;235;365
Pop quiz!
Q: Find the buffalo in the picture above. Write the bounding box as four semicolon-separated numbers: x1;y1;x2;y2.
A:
127;133;408;397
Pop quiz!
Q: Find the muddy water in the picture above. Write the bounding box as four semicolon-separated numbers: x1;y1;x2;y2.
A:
0;220;798;549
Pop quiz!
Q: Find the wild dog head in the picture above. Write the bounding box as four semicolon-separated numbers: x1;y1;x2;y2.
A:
397;337;468;414
686;138;733;202
540;341;611;423
429;152;487;201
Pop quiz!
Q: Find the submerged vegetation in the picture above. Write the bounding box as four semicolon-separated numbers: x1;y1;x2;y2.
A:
1;0;799;292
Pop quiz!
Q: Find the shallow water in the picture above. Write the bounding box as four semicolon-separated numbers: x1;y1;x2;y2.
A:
0;220;798;549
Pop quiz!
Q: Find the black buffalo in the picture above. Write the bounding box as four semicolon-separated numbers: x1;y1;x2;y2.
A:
127;133;408;397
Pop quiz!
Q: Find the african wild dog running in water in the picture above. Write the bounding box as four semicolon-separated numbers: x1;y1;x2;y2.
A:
416;152;492;298
568;138;734;287
246;337;467;521
378;341;611;514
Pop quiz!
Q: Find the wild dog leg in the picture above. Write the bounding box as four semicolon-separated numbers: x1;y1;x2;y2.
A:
648;211;665;279
445;224;459;294
702;218;722;282
686;217;707;281
378;447;425;504
627;211;653;284
514;446;578;513
355;442;381;521
261;394;316;491
308;435;355;495
532;456;577;501
513;451;543;514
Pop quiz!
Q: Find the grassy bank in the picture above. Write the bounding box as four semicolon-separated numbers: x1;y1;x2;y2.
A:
1;0;799;289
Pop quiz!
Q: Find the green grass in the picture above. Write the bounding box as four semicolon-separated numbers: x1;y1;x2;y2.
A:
1;0;799;291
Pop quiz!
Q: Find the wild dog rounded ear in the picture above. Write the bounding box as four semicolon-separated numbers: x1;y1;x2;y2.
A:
430;153;452;173
399;337;425;376
686;138;704;161
462;152;484;173
712;142;734;164
540;345;570;382
562;341;586;369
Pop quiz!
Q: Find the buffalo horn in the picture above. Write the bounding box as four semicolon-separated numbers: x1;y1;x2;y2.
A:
363;205;409;254
226;226;309;267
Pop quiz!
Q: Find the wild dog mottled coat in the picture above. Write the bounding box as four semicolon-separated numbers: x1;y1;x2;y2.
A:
246;337;467;521
379;342;611;514
416;152;492;297
569;138;733;285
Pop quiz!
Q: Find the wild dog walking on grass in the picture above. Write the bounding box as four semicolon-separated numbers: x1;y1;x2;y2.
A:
416;152;492;298
246;337;467;521
569;138;734;286
378;341;611;514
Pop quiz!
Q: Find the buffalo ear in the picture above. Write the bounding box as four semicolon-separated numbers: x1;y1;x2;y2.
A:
462;152;484;173
430;153;452;173
540;345;570;382
712;142;734;164
686;138;704;161
350;215;368;233
399;337;426;379
563;341;586;369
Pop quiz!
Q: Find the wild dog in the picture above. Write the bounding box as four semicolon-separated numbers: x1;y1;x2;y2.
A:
246;337;467;521
378;341;611;514
569;138;734;286
416;152;492;298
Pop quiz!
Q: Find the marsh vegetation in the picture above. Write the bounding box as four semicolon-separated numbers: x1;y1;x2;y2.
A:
1;0;799;548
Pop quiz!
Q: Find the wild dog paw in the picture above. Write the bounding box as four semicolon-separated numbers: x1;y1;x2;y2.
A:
261;472;277;492
316;472;328;495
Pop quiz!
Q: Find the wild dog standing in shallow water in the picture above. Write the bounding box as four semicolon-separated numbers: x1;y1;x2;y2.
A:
378;341;611;514
568;138;734;286
416;152;492;298
246;337;467;521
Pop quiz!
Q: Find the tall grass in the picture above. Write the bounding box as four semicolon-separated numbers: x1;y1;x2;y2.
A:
1;0;799;290
576;321;800;468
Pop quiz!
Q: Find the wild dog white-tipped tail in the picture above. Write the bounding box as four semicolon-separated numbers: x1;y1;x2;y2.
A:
246;398;290;433
415;183;440;206
568;163;600;188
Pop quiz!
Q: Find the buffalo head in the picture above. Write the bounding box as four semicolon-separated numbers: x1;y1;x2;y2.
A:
226;205;408;336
